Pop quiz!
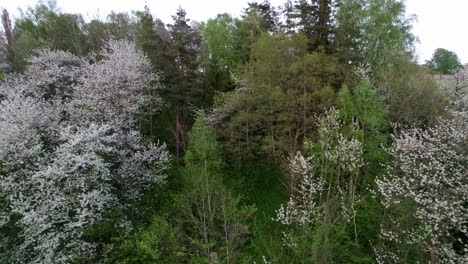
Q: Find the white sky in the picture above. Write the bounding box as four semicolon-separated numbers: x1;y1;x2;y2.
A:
2;0;467;64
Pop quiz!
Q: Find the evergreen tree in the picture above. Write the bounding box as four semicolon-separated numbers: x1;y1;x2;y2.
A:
135;6;166;141
283;0;336;51
167;7;202;159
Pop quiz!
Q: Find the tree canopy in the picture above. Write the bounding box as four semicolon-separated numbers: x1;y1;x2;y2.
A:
0;1;465;263
426;48;463;74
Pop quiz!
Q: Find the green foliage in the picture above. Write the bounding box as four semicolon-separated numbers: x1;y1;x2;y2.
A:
166;7;203;158
17;3;86;53
198;13;238;101
93;216;182;264
215;33;342;166
135;7;165;72
83;19;111;53
426;48;463;74
106;11;138;41
336;0;415;78
284;0;336;52
200;13;238;68
12;2;87;71
2;1;460;262
338;81;390;185
133;216;183;263
279;219;373;263
184;111;223;170
174;111;256;263
381;63;450;127
231;160;289;263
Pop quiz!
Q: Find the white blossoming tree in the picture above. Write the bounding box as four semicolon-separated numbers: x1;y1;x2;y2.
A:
375;113;468;263
437;67;468;111
274;108;365;261
0;41;169;263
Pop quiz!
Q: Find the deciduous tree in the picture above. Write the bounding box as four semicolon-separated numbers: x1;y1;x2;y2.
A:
426;48;463;75
0;41;169;263
375;113;468;263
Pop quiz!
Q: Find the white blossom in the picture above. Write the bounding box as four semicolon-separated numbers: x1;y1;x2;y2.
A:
275;108;364;228
3;124;116;263
275;152;324;226
69;40;159;129
376;113;468;262
0;41;169;263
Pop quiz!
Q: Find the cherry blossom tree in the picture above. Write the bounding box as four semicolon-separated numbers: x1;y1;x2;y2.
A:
375;113;468;263
274;108;365;257
69;40;159;129
437;66;468;111
0;40;169;263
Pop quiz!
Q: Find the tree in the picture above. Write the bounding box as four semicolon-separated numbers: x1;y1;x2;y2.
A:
84;19;110;53
274;108;366;262
107;11;138;41
282;0;337;52
375;113;468;263
426;48;463;75
0;8;15;69
211;33;341;167
436;65;468;111
13;1;88;71
166;7;202;159
337;81;390;186
111;215;183;263
335;0;415;79
233;4;269;65
135;6;167;141
199;13;238;100
379;63;449;127
244;1;280;33
136;6;164;68
0;41;169;263
175;112;255;263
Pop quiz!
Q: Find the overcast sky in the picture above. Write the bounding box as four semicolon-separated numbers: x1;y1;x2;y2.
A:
2;0;467;64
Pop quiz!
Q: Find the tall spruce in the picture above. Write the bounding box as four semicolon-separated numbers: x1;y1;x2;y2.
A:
283;0;336;51
168;7;202;159
135;6;163;141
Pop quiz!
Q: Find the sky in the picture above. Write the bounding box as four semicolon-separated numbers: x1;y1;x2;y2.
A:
2;0;467;64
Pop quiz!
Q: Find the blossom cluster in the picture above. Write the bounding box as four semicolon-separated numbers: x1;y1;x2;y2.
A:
275;152;324;226
0;41;168;263
275;108;364;228
376;113;468;262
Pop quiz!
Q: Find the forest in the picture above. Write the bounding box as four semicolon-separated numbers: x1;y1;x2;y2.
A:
0;0;466;263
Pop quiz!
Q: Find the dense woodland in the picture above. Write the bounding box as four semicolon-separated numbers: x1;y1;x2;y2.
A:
0;0;467;263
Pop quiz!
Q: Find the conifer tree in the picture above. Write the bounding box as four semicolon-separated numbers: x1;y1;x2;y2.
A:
283;0;336;51
167;7;202;159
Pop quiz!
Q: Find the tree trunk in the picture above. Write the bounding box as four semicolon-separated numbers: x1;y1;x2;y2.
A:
175;103;185;159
